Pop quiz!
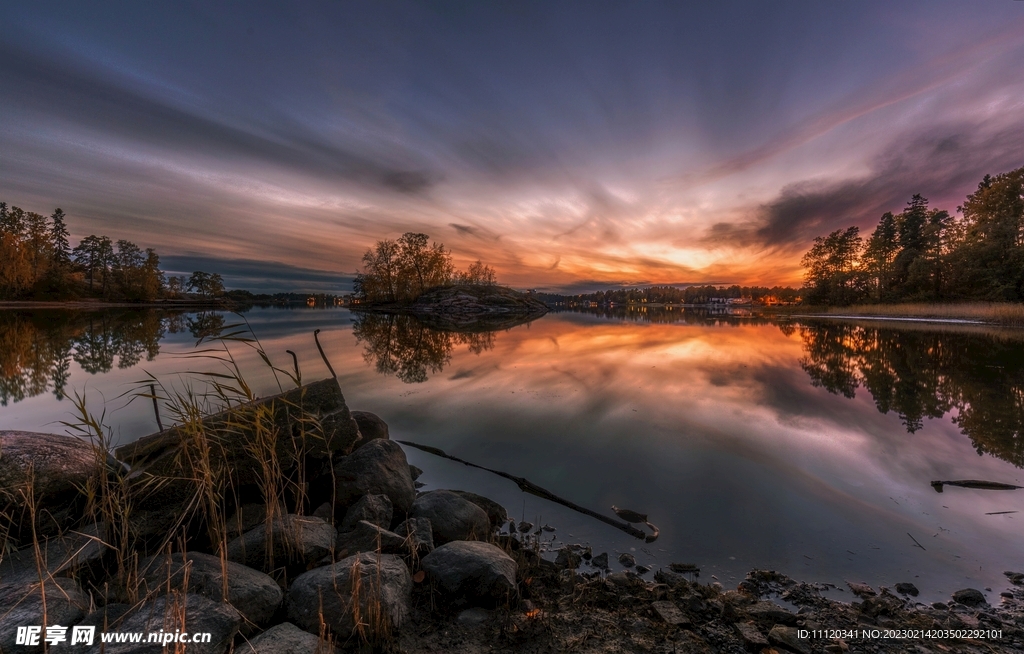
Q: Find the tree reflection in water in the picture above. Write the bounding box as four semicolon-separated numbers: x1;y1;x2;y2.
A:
352;312;497;383
0;310;171;406
796;321;1024;468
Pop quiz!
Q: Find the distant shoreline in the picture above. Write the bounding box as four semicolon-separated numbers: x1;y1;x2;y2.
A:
0;299;245;310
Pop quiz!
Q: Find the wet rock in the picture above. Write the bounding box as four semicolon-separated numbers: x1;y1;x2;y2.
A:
635;565;651;575
421;541;518;605
411;490;490;545
618;552;636;568
1005;571;1024;585
518;520;533;533
409;464;423;481
139;551;282;634
395;517;435;555
333;439;415;515
734;621;769;648
768;625;811;654
351;410;389;448
0;577;89;654
335;520;407;558
555;547;581;569
591;552;609;569
847;581;876;598
340;493;393;532
227;514;336;572
287;552;412;639
238;622;334;653
952;588;987;607
894;582;919;597
79;592;241;654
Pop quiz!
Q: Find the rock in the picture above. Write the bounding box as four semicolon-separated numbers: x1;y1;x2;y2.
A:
449;490;508;530
591;552;609;569
411;490;490;545
421;541;518;605
457;607;493;626
768;624;811;654
340;493;393;532
734;621;769;648
114;378;360;543
333;439;415;515
335;520;407;559
409;464;423;480
78;592;241;654
894;582;919;597
650;600;690;626
139;551;282;634
952;588;987;607
227;514;336;572
0;431;110;538
847;581;876;598
0;522;107;586
654;569;688;586
312;502;333;521
555;547;582;569
635;564;651;575
395;517;435;555
517;520;533;533
618;552;636;568
0;578;89;653
238;622;334;653
351;410;389;448
227;503;268;538
746;602;799;625
287;552;412;639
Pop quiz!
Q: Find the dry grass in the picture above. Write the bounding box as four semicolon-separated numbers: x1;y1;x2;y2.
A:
825;302;1024;325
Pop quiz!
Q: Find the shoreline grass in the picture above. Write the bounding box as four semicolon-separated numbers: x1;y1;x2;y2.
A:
817;302;1024;326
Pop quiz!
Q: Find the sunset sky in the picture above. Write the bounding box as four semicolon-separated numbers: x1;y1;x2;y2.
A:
2;2;1023;292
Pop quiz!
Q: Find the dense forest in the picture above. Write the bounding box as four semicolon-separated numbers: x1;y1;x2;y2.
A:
801;166;1024;305
355;232;497;302
0;201;227;302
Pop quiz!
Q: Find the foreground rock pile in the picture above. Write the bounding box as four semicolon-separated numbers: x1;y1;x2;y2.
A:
3;381;1024;653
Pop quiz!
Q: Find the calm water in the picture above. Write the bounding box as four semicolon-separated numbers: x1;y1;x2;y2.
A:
1;306;1022;602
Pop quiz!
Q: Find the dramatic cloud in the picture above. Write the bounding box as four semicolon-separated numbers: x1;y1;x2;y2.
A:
1;2;1022;290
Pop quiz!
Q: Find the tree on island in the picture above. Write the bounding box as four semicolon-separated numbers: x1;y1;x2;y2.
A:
187;271;225;298
355;232;496;303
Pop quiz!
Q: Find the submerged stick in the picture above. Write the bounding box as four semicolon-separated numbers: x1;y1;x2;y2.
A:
397;439;658;542
931;480;1023;493
907;532;926;550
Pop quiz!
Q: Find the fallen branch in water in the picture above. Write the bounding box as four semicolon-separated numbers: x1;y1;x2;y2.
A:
931;480;1023;493
907;532;926;550
397;439;659;542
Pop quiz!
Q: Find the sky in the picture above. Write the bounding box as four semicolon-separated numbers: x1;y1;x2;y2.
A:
1;1;1023;293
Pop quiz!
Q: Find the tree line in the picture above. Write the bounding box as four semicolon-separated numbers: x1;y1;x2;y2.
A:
540;284;801;306
355;232;498;303
0;201;225;302
801;166;1024;305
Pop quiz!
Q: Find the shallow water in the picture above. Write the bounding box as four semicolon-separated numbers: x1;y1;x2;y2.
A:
1;305;1021;602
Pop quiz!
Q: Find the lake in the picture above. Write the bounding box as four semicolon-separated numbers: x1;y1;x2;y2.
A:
1;305;1021;602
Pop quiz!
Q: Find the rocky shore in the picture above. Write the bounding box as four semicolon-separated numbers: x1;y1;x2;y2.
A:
352;284;549;330
2;378;1023;653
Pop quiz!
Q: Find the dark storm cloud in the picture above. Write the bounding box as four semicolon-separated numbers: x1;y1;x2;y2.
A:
161;255;353;293
706;120;1024;250
0;42;437;195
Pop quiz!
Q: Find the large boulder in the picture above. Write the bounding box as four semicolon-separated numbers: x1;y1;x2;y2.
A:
0;431;111;539
287;552;412;640
421;541;518;605
239;622;335;653
77;592;241;654
139;551;283;634
340;493;393;532
333;440;415;515
0;577;89;654
227;514;336;572
335;520;407;559
350;411;389;448
449;490;508;530
394;517;434;555
114;378;360;543
411;490;490;545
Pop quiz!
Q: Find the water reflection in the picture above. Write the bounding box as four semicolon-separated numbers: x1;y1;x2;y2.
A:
0;310;180;405
351;312;501;383
796;320;1024;468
